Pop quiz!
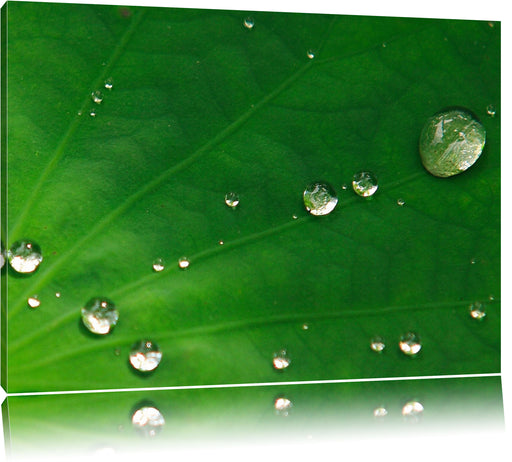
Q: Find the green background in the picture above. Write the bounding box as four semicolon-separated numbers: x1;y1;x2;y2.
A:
1;2;500;392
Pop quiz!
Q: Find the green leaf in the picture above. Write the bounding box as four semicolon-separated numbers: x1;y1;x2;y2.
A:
2;3;500;393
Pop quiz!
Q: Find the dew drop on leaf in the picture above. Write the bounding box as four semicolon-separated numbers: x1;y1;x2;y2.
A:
27;296;40;309
303;182;338;216
370;335;386;353
81;297;119;335
306;49;315;59
352;171;378;197
397;198;405;206
104;77;113;90
178;257;190;269
224;191;240;208
399;332;422;356
152;258;165;272
129;340;162;372
243;17;254;29
8;240;43;274
132;406;165;437
419;108;486;177
272;349;291;370
91;90;104;104
469;301;486;320
486;104;496;117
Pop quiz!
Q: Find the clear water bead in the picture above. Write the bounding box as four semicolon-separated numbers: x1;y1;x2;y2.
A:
178;257;190;269
306;49;315;59
132;406;165;437
104;78;113;90
243;17;254;29
399;332;422;356
469;301;486;320
370;336;386;353
352;171;378;197
397;198;405;206
486;104;496;117
303;182;338;216
27;296;40;309
91;90;104;104
81;297;119;335
419;108;486;177
129;340;162;372
272;349;291;370
152;258;165;272
8;240;43;274
274;397;292;416
224;192;240;208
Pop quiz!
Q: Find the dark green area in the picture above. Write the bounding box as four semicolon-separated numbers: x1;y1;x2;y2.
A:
2;2;500;392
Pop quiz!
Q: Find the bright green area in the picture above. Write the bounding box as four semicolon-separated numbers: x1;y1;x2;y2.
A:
2;2;500;392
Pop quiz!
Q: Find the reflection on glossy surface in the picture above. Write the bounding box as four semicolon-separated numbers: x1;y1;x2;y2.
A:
2;376;503;461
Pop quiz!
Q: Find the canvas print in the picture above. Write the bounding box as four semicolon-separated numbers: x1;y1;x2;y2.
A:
0;1;502;459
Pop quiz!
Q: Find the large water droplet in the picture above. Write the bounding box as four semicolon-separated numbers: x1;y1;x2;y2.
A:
132;406;165;437
419;108;486;177
370;336;386;353
81;297;119;335
399;332;422;356
303;182;338;216
274;396;292;416
243;17;254;29
469;301;486;320
129;340;162;372
352;171;378;197
224;192;240;208
152;258;165;272
272;349;291;370
402;400;424;422
8;240;43;274
91;90;104;104
27;296;40;309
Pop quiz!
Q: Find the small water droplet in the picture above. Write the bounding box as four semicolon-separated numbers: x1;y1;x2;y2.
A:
218;240;224;245
470;257;477;265
397;198;405;206
341;184;348;190
469;301;486;320
114;348;121;356
273;349;291;370
292;214;298;220
8;240;43;274
302;323;309;330
104;77;113;90
370;336;386;353
178;257;190;269
402;400;424;422
81;297;119;335
152;258;165;272
488;294;495;302
306;49;315;59
90;110;96;117
27;296;40;309
129;340;162;372
352;171;378;197
224;192;240;208
91;90;104;104
399;332;422;356
243;17;254;29
419;108;486;177
0;241;5;269
486;104;496;117
55;292;61;298
373;406;388;418
132;406;165;437
303;182;338;216
274;396;292;416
